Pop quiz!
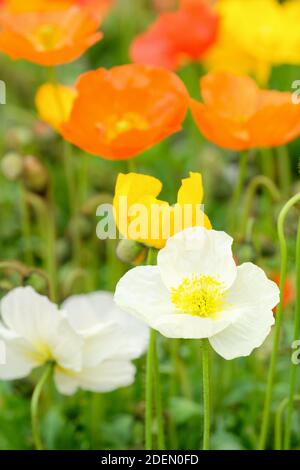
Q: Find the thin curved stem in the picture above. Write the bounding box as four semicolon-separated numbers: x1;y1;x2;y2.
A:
275;396;300;450
202;339;211;450
31;363;53;450
240;175;281;238
284;215;300;449
259;193;300;450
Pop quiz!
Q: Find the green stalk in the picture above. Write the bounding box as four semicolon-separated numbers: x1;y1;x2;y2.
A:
31;363;53;450
229;151;249;234
145;328;155;450
277;146;291;198
19;183;34;266
240;175;281;238
202;339;211;450
259;193;300;450
275;396;300;450
284;215;300;449
153;332;165;450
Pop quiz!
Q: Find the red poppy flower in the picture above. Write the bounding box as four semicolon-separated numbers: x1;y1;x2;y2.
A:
130;0;219;70
0;5;103;65
61;64;189;160
190;71;300;150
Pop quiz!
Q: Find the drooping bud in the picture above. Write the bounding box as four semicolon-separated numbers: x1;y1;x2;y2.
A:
1;152;23;181
116;239;147;266
23;155;48;193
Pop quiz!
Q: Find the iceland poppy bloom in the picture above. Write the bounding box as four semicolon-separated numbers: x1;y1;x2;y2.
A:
190;71;300;151
130;0;219;71
113;172;211;249
115;226;279;359
0;4;103;65
60;64;189;160
0;286;148;393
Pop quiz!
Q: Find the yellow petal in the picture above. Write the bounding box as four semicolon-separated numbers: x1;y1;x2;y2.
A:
177;172;204;206
35;83;77;132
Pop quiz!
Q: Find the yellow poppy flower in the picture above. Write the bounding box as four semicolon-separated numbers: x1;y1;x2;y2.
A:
113;172;211;250
222;0;300;64
35;83;77;131
205;0;300;84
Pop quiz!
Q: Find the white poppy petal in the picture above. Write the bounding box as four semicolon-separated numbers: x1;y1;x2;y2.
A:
114;266;174;327
62;292;116;332
1;286;61;345
209;263;279;360
158;227;237;289
152;313;233;339
62;291;149;361
1;287;83;372
54;360;136;395
49;319;83;372
0;337;41;380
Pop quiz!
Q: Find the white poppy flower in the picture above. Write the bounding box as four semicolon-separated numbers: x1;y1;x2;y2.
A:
115;227;280;360
55;291;149;395
0;287;149;395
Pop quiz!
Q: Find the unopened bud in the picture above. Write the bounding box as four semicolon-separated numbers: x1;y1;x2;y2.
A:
1;152;23;181
6;127;33;148
235;242;257;264
23;155;48;193
116;239;147;266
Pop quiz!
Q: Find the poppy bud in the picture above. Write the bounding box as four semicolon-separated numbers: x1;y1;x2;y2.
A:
23;155;48;193
5;127;33;148
235;242;257;264
1;152;23;181
116;239;147;266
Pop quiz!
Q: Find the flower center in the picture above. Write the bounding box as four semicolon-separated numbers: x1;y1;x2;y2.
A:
104;112;149;142
171;274;227;318
33;24;63;50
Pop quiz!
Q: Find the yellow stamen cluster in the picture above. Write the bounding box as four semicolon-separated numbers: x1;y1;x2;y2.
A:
171;274;227;318
105;112;149;142
33;24;63;50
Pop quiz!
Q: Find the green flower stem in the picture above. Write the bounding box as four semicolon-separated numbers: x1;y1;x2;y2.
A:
127;158;137;173
260;148;276;235
19;183;33;266
153;331;165;450
275;396;300;450
277;146;291;198
259;193;300;450
284;215;300;449
31;363;53;450
229;151;249;234
145;247;164;450
202;338;211;450
240;175;281;239
48;67;81;265
145;328;155;450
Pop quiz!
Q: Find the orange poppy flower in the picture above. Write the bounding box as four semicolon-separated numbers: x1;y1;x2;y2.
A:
0;5;103;65
130;0;219;70
61;64;189;160
0;0;113;15
190;71;300;150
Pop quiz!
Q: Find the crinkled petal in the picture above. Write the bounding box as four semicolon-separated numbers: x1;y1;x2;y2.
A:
158;227;237;289
114;265;232;338
54;360;136;395
209;263;279;359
